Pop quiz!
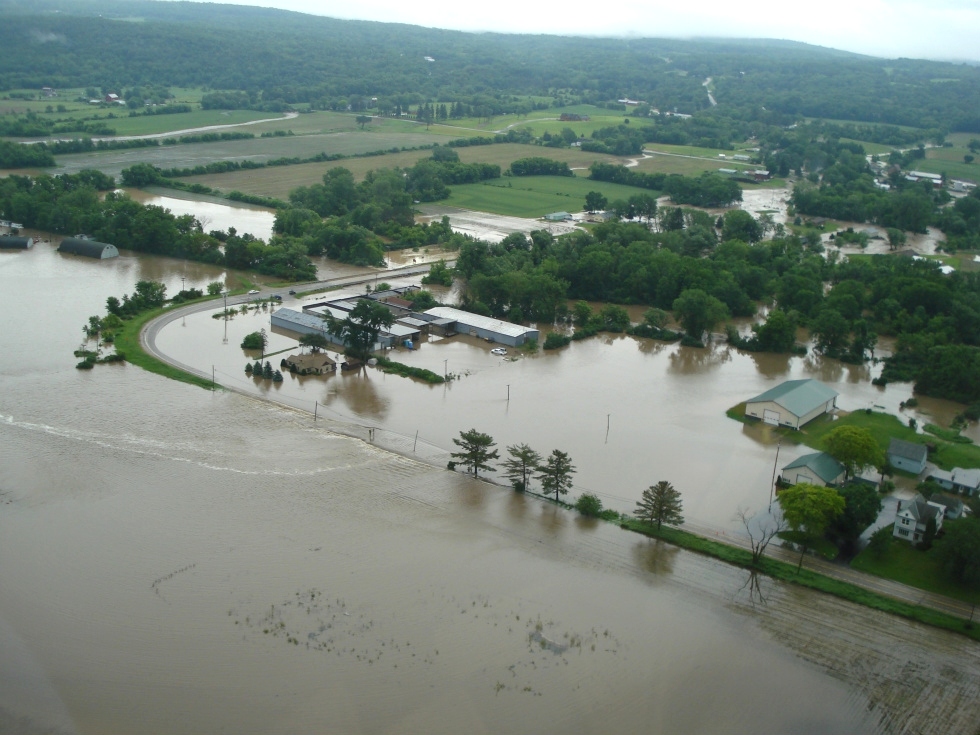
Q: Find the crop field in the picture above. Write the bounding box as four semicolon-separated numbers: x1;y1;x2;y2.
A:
631;151;746;177
914;155;978;183
178;142;623;198
444;175;656;218
97;109;281;136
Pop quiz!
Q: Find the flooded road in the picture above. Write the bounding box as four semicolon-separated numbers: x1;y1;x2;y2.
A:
2;241;980;734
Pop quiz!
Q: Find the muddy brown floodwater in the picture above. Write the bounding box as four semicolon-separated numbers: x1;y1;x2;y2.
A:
2;235;980;734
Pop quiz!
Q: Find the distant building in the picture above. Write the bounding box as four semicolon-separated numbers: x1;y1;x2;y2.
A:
423;306;539;347
893;493;945;544
732;154;751;162
887;438;928;474
57;237;119;259
544;212;572;222
780;452;846;487
744;379;838;429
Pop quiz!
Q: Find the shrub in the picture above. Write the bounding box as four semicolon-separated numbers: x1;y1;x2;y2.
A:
544;332;571;350
575;493;604;517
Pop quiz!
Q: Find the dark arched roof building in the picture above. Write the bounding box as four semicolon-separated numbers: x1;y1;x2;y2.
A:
57;237;119;259
0;236;33;249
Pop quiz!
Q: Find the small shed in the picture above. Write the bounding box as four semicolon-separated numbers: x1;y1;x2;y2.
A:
58;237;119;259
341;357;364;371
780;452;846;487
0;236;33;250
281;353;336;375
544;212;572;222
888;438;928;474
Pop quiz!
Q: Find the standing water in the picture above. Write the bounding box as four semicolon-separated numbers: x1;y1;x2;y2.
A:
1;240;979;734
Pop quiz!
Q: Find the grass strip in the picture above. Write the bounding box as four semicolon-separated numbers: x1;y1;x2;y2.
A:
374;356;444;384
617;518;980;641
115;300;219;390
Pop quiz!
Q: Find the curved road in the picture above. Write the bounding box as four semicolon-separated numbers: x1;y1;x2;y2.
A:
141;269;977;625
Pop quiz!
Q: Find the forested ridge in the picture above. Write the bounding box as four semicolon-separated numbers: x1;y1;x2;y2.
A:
1;0;979;131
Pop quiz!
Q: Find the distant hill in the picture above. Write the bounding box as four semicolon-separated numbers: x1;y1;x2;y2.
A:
1;0;978;131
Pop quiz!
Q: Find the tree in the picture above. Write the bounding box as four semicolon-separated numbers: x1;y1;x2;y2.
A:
502;443;542;492
299;333;330;353
937;517;980;586
536;450;576;502
207;281;224;296
721;209;763;243
635;481;684;531
241;330;268;352
584;191;607;213
735;507;786;565
777;483;846;571
355;115;371;129
965;155;975;165
323;299;393;358
823;426;885;480
672;289;729;342
451;429;499;478
827;482;882;552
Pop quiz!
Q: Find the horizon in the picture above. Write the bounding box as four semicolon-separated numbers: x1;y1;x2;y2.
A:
161;0;980;64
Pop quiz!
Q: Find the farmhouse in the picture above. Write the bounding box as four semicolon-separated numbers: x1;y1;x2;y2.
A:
887;438;928;474
745;379;838;429
893;493;945;544
57;237;119;259
926;467;980;496
780;452;846;487
281;353;336;375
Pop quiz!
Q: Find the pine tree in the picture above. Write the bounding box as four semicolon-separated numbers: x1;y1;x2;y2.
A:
635;481;684;530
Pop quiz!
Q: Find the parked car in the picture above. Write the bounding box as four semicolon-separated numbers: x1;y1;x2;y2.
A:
490;347;507;356
247;289;260;295
288;289;296;295
271;294;282;302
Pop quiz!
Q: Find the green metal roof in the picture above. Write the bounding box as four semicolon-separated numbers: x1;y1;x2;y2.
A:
747;379;838;418
782;452;845;484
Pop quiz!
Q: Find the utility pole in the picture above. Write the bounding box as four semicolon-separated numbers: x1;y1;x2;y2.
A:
769;440;782;510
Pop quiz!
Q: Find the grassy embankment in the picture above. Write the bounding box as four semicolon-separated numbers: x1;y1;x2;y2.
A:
617;516;980;640
113;297;221;390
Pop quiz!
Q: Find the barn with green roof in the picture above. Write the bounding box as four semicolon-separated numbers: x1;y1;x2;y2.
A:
780;452;846;487
745;378;838;429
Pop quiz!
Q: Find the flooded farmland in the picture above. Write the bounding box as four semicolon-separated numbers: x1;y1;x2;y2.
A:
2;234;980;734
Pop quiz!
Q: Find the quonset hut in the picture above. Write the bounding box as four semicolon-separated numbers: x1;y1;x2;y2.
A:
57;237;119;259
0;236;33;249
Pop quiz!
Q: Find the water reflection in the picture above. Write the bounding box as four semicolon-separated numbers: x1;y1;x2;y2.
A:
732;570;770;607
667;342;733;373
632;538;680;578
746;350;793;379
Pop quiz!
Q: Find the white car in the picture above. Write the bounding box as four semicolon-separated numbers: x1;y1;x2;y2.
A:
490;347;507;356
247;289;260;295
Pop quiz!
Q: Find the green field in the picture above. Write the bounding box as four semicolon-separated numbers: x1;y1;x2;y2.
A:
445;175;655;218
852;525;980;605
178;142;620;198
631;151;749;177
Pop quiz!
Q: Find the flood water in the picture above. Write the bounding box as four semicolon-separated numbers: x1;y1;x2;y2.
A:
3;240;980;734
